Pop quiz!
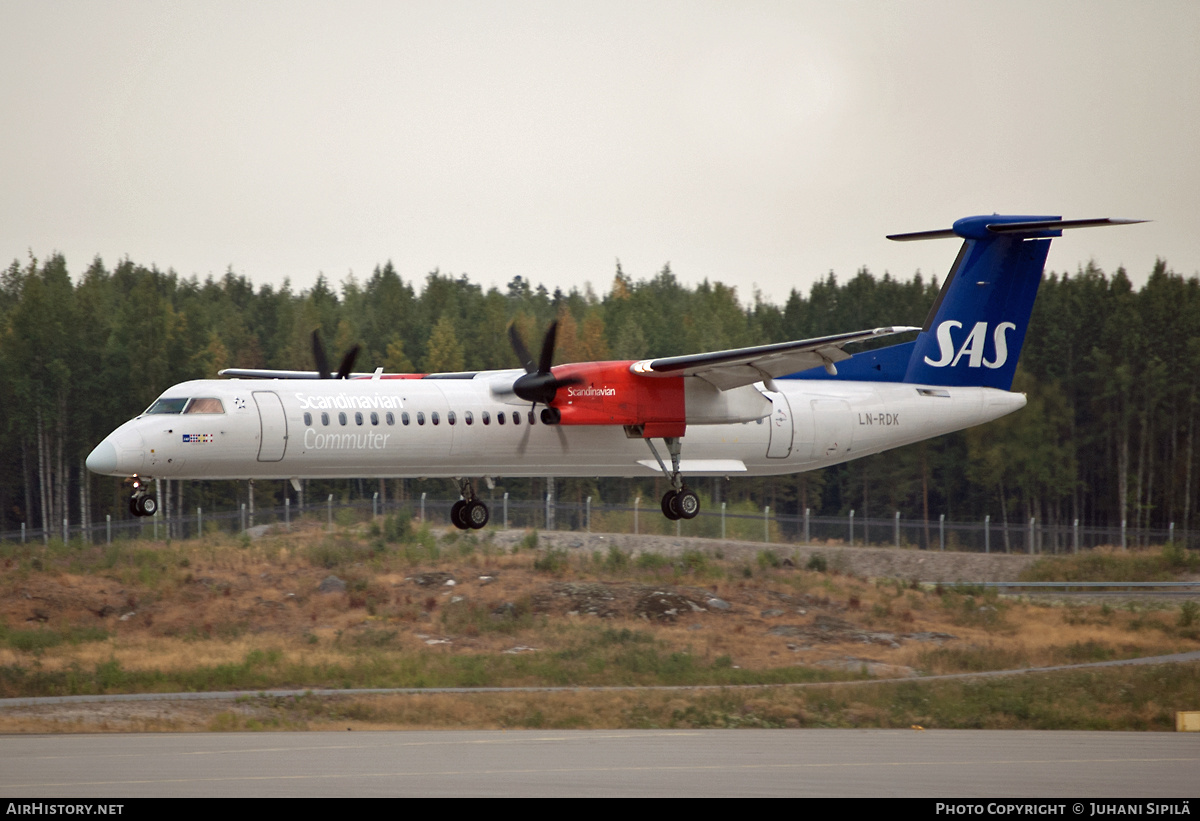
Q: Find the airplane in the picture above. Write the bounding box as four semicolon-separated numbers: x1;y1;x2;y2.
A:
86;213;1142;528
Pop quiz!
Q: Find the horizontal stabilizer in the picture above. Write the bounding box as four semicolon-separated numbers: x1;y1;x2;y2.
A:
888;217;1146;242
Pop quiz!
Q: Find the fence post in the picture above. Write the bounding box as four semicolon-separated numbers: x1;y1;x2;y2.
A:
241;503;247;533
939;514;945;552
764;506;770;543
248;481;254;528
154;507;159;540
634;497;640;535
285;498;291;531
545;493;551;530
1121;519;1127;551
63;518;68;544
420;492;426;523
1029;517;1036;555
21;522;25;543
895;511;900;549
1073;518;1080;554
1169;521;1175;545
848;509;855;546
372;492;378;520
503;492;508;529
985;514;990;554
721;501;727;540
804;508;810;544
106;514;111;545
586;496;591;532
198;506;202;538
326;496;333;532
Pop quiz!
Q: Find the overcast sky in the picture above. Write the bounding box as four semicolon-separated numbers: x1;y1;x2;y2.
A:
2;1;1197;307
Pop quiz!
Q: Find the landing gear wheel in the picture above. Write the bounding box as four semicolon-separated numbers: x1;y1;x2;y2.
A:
465;499;490;529
661;490;681;521
450;499;469;530
132;495;157;517
675;489;700;519
129;497;141;517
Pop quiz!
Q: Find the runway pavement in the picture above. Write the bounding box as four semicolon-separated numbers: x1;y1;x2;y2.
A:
2;729;1198;797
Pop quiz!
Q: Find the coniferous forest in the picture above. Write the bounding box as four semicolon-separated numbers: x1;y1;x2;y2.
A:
2;252;1198;543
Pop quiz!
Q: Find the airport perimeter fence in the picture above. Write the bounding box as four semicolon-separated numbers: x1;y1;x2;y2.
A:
2;493;1195;554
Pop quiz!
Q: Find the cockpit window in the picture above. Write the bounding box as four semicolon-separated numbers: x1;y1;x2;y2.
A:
184;398;224;414
145;398;188;415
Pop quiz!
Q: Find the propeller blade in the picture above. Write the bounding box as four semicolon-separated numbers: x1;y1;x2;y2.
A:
509;324;535;374
312;330;332;379
336;344;361;379
538;320;558;374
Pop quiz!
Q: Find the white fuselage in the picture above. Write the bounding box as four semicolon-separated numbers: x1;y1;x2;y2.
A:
87;372;1026;482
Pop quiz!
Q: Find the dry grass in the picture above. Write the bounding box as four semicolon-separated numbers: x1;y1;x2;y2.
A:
2;525;1198;731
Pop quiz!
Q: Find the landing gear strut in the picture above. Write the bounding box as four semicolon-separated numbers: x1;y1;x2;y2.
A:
645;437;700;521
450;479;489;530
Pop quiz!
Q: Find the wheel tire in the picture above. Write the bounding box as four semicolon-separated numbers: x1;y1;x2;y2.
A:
661;490;681;521
129;497;142;517
450;499;469;530
138;495;158;517
676;489;700;520
465;500;490;529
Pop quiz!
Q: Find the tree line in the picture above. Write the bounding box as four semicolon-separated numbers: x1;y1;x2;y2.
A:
1;251;1196;542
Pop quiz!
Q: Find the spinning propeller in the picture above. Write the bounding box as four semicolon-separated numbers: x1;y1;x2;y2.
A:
494;320;580;452
312;329;360;379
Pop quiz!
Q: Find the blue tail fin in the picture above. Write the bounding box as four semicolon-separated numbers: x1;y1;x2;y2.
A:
782;215;1143;389
899;214;1061;390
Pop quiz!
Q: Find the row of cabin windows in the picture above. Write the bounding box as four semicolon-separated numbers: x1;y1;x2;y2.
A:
302;409;538;428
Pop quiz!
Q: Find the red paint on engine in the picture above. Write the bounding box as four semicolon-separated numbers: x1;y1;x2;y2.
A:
549;361;684;435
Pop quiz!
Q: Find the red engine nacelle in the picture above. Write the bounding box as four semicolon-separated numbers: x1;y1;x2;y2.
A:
549;361;685;438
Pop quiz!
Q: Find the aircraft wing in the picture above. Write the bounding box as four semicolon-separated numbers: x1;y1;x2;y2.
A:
629;326;919;390
218;368;379;380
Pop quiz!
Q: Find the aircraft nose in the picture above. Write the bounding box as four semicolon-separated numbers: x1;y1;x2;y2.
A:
86;440;118;474
86;426;146;476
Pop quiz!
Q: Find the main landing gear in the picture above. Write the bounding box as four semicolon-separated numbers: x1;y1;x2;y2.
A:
645;437;700;521
449;479;490;530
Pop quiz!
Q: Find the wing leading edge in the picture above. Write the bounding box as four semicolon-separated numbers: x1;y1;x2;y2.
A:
629;326;920;391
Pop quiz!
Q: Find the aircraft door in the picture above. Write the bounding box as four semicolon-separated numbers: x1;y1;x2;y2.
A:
763;389;794;458
253;391;288;462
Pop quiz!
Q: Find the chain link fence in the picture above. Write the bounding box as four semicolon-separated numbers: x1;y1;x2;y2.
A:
3;494;1194;554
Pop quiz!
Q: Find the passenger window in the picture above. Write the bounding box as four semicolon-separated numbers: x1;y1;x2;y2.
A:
528;410;536;425
185;398;224;414
303;412;312;426
370;412;379;426
447;411;456;426
402;412;410;426
512;412;520;425
464;411;473;425
432;412;440;426
355;412;364;426
321;412;330;426
497;412;505;426
482;411;490;425
339;412;347;426
386;412;395;425
417;412;425;425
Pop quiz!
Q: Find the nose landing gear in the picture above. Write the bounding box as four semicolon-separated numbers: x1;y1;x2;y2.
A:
129;492;157;517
